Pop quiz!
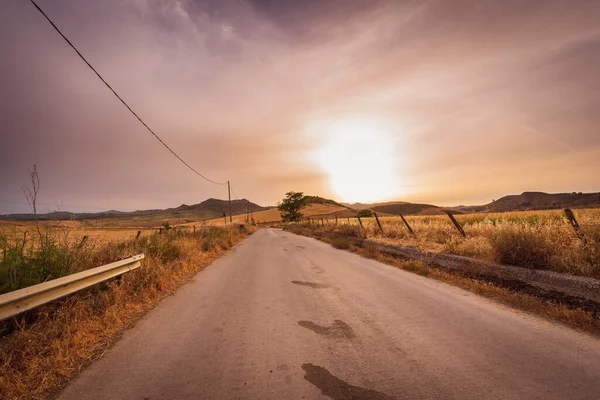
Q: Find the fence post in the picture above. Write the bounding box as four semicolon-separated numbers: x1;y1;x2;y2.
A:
564;209;584;240
135;230;141;242
335;214;338;225
399;214;415;236
374;212;384;234
444;210;466;237
357;216;363;228
193;225;196;234
78;236;88;248
347;217;350;225
321;217;324;227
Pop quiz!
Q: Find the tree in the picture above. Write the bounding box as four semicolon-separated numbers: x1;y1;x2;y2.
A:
278;191;307;222
357;209;373;218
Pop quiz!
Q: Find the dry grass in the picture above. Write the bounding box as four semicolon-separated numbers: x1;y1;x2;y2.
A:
297;208;600;277
0;225;253;400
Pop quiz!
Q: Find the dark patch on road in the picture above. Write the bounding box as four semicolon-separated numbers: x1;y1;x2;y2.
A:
298;320;355;339
302;363;395;400
291;281;329;289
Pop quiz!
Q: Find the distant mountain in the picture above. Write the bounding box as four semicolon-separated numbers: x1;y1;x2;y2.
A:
342;191;600;216
0;198;268;223
469;191;600;213
304;195;352;210
342;201;440;216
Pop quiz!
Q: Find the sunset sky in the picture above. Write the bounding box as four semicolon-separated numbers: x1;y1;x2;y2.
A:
1;0;599;214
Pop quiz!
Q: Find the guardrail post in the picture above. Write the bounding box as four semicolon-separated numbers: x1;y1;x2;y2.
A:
399;214;415;236
564;209;585;240
374;212;384;234
444;210;466;237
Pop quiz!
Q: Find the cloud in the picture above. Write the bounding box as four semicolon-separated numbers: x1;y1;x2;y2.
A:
1;0;599;213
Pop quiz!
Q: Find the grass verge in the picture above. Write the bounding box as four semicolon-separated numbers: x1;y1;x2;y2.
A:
0;225;253;400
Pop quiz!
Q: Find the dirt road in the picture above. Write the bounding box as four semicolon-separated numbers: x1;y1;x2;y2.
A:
58;229;600;399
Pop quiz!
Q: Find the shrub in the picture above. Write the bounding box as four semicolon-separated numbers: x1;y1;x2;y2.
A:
331;237;351;250
488;224;554;269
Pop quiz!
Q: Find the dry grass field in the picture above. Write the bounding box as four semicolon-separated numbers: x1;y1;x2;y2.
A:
0;223;253;400
186;203;349;226
297;208;600;277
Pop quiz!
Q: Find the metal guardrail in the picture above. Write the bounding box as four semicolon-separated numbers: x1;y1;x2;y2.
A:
0;254;145;321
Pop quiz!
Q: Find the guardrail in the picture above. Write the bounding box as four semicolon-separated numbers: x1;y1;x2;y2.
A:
0;254;145;321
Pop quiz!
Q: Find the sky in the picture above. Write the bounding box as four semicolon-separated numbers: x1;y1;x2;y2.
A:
1;0;599;214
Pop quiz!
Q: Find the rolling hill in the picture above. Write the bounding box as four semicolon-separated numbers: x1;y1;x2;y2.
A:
468;191;600;213
0;198;267;226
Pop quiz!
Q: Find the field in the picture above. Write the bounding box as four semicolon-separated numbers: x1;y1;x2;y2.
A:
190;203;350;225
0;222;253;399
294;208;600;278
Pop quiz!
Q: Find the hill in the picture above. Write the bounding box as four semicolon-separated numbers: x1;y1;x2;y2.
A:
472;191;600;213
304;196;351;210
342;201;442;216
0;198;267;226
370;202;440;216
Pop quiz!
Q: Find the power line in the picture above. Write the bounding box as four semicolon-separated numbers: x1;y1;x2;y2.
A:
27;0;227;186
229;185;241;201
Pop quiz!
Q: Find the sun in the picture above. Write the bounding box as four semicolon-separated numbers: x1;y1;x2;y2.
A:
311;118;401;203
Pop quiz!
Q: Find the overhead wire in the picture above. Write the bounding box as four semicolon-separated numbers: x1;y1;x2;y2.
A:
27;0;227;186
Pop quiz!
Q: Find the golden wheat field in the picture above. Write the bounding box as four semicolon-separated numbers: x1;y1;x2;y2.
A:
306;208;600;277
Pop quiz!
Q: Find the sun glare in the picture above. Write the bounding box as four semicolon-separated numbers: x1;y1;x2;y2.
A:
312;118;400;203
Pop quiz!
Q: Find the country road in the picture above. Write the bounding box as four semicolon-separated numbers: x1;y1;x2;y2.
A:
58;228;600;400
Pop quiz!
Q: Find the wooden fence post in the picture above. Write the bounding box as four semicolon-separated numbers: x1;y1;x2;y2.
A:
347;217;350;225
335;214;338;225
78;236;88;248
399;214;415;236
193;225;196;234
374;212;384;234
564;209;584;240
321;217;324;227
444;210;466;237
135;230;141;242
357;216;364;228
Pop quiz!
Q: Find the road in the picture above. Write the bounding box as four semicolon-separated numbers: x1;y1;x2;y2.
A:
58;228;600;400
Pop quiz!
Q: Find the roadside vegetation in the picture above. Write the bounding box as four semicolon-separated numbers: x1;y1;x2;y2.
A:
0;223;253;400
293;209;600;278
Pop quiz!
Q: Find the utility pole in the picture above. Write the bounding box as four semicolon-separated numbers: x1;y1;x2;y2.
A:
227;181;232;223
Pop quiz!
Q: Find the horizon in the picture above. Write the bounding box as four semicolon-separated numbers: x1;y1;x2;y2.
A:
2;0;600;214
1;190;598;216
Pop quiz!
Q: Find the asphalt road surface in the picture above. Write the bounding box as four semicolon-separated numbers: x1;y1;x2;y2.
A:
58;228;600;400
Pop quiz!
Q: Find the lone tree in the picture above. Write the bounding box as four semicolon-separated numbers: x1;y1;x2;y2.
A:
357;209;373;218
278;191;307;222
